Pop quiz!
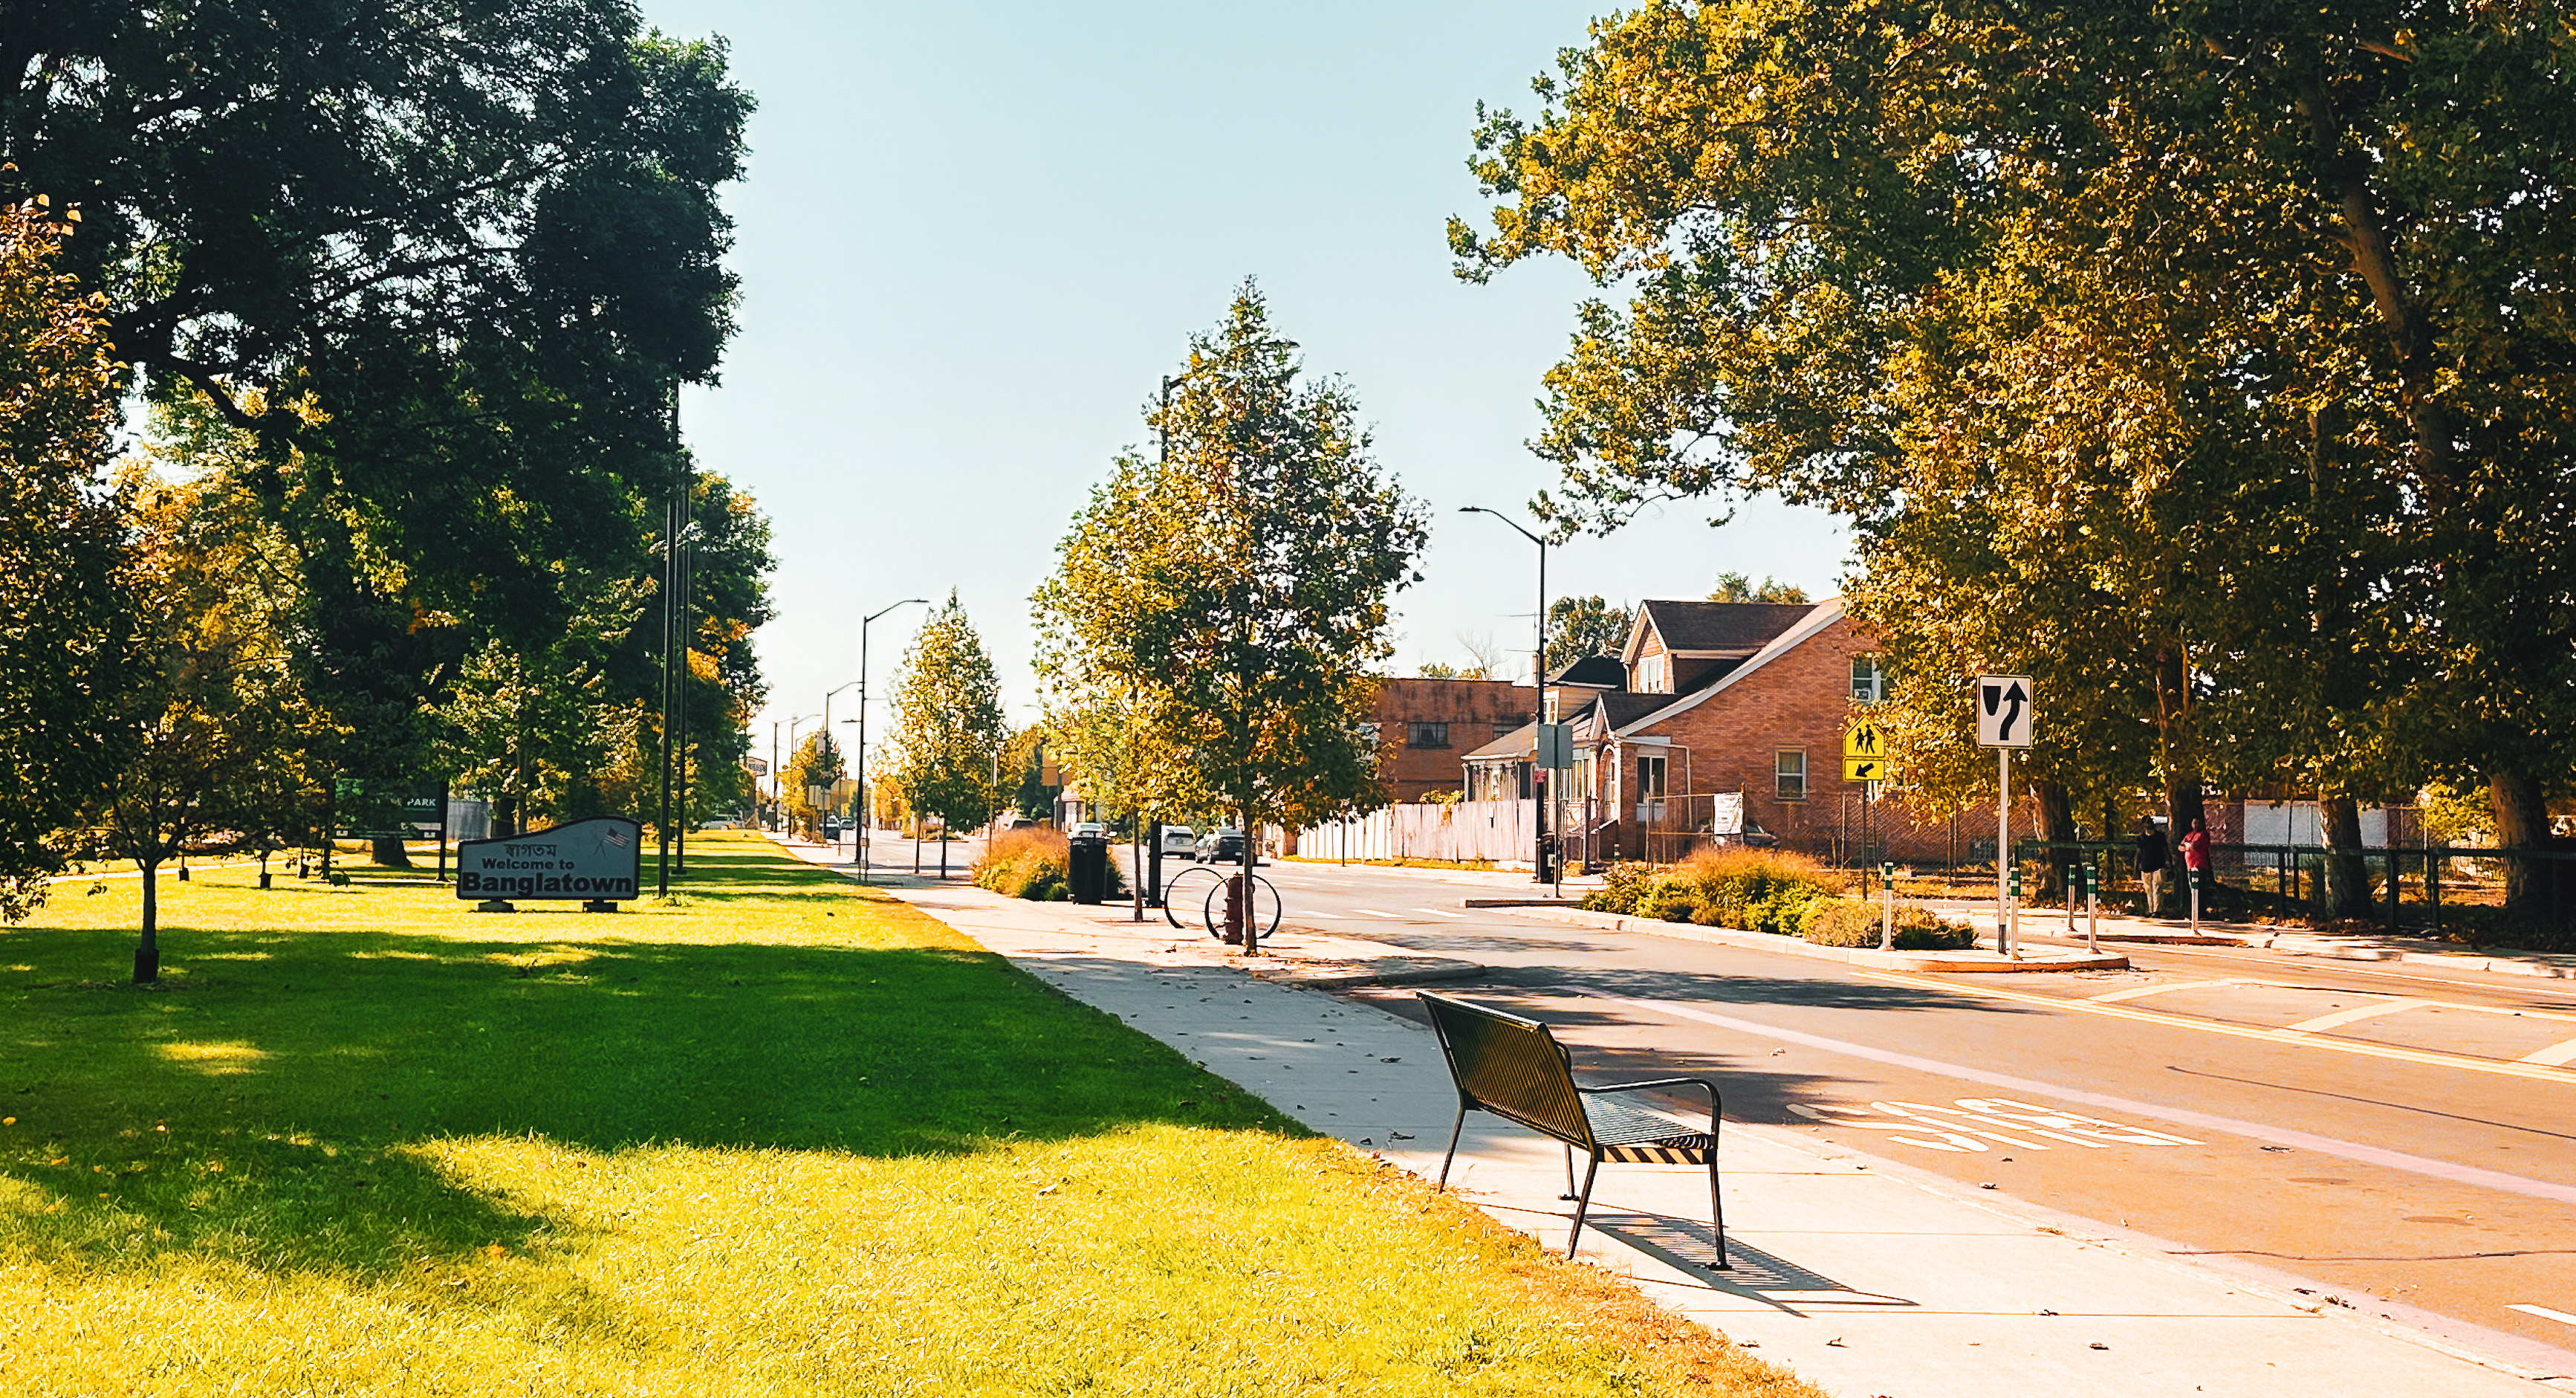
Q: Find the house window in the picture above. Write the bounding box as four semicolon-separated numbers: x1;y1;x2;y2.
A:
1407;722;1450;748
1636;754;1668;800
1850;655;1890;703
1777;749;1807;802
1637;654;1668;692
1492;719;1522;740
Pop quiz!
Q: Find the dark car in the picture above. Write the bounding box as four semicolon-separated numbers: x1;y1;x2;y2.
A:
1193;827;1258;865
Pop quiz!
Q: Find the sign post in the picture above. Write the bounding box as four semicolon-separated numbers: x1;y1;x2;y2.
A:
1843;715;1894;871
1975;676;2034;957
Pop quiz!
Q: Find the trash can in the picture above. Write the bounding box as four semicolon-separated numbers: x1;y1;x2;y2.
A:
1068;832;1109;905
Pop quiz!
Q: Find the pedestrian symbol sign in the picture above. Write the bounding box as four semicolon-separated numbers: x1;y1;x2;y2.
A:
1976;675;2034;748
1843;716;1893;783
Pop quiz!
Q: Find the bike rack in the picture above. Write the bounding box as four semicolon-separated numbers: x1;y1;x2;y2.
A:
1159;864;1282;939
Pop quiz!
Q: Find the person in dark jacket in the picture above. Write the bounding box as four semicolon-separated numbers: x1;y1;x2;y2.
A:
2135;818;2169;916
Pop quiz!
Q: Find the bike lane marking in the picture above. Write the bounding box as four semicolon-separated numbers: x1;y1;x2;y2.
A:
1570;988;2576;1207
2509;1304;2576;1327
1858;968;2576;1087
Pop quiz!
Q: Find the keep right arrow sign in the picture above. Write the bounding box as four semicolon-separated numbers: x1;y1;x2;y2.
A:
1976;675;2034;748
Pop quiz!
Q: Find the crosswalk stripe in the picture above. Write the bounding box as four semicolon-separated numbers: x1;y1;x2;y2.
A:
2283;999;2432;1034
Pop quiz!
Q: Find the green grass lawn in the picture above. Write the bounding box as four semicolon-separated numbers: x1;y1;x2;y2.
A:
0;833;1811;1396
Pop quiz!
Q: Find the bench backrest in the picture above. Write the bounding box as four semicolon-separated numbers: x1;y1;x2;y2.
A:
1418;992;1595;1151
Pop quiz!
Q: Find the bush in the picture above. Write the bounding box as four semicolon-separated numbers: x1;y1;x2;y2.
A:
970;828;1126;902
1800;898;1976;950
1581;848;1834;933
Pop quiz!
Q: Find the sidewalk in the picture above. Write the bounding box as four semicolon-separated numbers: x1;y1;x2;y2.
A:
782;844;2569;1397
1922;895;2576;980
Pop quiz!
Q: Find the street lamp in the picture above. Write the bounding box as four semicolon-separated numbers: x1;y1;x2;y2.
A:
854;598;929;882
823;679;862;857
784;712;820;834
1459;506;1551;886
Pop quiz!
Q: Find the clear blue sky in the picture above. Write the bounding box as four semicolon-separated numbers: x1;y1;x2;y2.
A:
642;0;1849;751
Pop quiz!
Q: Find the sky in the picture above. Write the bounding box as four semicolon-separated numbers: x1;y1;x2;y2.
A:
639;0;1852;754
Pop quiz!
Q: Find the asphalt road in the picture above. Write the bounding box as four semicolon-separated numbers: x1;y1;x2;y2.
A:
1239;858;2576;1371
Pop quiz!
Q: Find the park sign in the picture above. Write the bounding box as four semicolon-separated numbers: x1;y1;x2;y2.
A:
455;817;640;903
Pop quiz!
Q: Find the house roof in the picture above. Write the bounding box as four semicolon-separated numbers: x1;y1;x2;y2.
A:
1624;600;1816;661
1547;654;1627;689
1462;722;1535;761
1617;598;1848;736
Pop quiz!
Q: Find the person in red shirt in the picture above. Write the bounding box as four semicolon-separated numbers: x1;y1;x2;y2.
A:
2178;817;2212;924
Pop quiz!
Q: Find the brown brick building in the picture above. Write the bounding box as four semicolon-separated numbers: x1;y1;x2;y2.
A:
1369;676;1534;804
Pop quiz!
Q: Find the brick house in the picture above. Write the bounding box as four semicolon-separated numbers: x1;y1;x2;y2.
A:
1501;597;1976;865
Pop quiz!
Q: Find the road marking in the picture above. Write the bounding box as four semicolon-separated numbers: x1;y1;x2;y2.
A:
1854;969;2576;1088
1301;911;1349;919
2508;1304;2576;1327
2519;1038;2576;1067
1412;907;1467;919
1356;909;1406;919
2089;978;2250;1003
2283;998;2433;1033
1786;1098;2202;1154
1574;989;2576;1207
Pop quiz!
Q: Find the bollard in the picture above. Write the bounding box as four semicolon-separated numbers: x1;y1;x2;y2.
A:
1879;862;1895;951
2005;864;2022;958
2085;861;2100;954
1223;874;1245;946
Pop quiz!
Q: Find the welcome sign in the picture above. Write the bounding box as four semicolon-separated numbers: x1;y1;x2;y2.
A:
455;817;641;902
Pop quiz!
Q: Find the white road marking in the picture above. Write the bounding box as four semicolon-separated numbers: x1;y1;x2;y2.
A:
1355;909;1406;919
2283;998;2433;1034
1786;1098;2203;1155
1583;990;2576;1206
1301;911;1350;919
2518;1038;2576;1067
1412;907;1467;919
2087;978;2249;1002
2508;1304;2576;1327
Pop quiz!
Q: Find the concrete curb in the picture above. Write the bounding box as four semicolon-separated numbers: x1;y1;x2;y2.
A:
1500;902;2129;972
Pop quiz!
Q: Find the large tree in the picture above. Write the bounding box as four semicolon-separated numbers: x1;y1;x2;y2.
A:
886;594;1010;842
0;195;138;921
2;0;757;830
1034;282;1427;948
1544;595;1632;672
1456;0;2576;916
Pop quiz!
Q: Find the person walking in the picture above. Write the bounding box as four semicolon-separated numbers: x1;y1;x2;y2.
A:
2135;817;2169;916
2178;816;2212;928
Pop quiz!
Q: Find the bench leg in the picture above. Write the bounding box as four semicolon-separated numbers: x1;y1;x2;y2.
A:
1566;1153;1603;1260
1707;1151;1728;1269
1562;1145;1578;1201
1436;1104;1468;1191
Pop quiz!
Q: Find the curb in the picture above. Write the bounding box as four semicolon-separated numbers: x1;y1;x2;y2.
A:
1458;897;1584;909
1500;903;2127;972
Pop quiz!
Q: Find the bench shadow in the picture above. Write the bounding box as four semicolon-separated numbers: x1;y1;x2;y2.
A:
1585;1214;1919;1315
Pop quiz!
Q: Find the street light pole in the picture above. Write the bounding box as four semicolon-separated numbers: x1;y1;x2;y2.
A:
1460;506;1549;886
823;679;860;857
784;712;819;835
855;598;929;883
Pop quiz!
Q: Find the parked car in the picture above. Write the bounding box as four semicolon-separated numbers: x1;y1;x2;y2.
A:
1158;826;1198;859
1193;827;1256;864
1069;821;1111;841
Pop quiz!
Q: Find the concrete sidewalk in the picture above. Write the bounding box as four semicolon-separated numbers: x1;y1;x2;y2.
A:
792;847;2566;1397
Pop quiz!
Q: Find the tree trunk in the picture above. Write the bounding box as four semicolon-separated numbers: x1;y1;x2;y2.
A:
134;861;160;983
2031;779;2077;902
2319;795;2373;920
2154;647;2205;837
2492;773;2559;923
372;835;412;867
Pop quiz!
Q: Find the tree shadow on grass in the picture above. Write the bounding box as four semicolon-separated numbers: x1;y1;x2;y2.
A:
0;896;1291;1282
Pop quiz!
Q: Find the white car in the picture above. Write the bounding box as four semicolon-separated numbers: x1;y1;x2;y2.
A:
1158;826;1198;858
1068;821;1112;841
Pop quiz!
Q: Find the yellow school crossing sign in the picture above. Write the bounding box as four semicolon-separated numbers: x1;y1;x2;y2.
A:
1843;715;1895;783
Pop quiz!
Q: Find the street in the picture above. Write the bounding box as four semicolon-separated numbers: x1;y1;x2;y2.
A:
1246;857;2576;1373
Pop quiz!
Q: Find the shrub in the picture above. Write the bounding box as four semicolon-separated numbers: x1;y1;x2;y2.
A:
970;828;1126;902
1582;848;1834;933
1800;898;1976;950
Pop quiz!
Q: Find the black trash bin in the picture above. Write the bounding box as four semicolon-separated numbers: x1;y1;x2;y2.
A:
1068;833;1109;905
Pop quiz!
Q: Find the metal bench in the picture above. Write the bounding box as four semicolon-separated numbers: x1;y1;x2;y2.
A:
1418;991;1726;1266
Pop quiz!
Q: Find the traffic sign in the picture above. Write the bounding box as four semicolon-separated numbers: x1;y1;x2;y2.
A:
1976;675;2034;748
1843;756;1896;783
1842;715;1885;760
